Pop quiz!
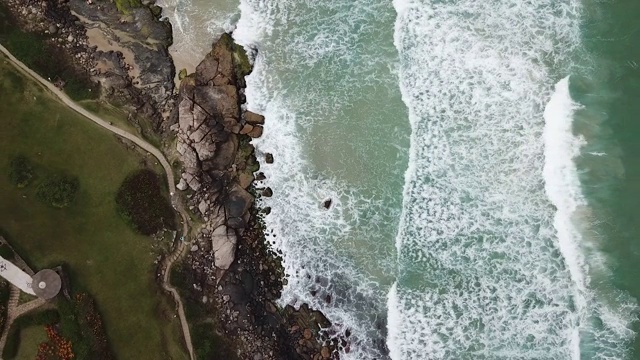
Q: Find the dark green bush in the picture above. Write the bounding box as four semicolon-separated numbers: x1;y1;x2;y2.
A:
8;155;34;188
115;169;175;235
36;174;79;208
115;0;142;13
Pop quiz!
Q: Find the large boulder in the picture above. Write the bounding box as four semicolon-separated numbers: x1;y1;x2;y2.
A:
203;134;238;171
211;225;237;269
195;54;219;85
194;85;239;121
244;111;265;125
176;141;199;169
224;184;253;219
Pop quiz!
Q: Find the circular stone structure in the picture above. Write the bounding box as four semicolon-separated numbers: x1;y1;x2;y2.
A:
31;269;61;300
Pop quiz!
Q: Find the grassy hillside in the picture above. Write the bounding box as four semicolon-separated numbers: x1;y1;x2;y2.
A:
0;55;188;359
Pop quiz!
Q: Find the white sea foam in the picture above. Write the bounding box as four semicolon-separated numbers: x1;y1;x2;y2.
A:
543;77;588;293
235;0;406;358
389;0;636;359
156;0;240;71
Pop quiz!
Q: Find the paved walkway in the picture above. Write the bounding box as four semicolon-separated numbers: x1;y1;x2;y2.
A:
0;44;195;360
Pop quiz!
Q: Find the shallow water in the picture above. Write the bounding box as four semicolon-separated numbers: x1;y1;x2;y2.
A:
163;0;640;358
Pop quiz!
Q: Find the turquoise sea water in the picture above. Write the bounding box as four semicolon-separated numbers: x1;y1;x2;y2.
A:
162;0;640;358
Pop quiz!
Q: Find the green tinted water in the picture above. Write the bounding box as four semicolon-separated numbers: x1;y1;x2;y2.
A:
575;1;640;357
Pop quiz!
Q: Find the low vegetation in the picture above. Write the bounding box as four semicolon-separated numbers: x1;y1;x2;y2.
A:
3;292;115;360
219;33;253;79
8;155;34;188
114;0;142;14
36;174;79;208
115;169;176;235
0;57;188;359
7;155;80;208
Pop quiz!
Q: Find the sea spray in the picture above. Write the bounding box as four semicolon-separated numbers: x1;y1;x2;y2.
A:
387;0;618;357
542;76;637;360
234;0;407;358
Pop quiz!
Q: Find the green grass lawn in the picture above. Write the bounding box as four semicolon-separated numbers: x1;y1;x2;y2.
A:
0;57;188;359
14;325;47;359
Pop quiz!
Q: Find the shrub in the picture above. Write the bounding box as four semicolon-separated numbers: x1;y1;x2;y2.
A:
8;155;34;188
36;175;79;208
115;169;175;235
114;0;142;13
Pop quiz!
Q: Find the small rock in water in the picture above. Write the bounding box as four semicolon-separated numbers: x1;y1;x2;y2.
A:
262;187;273;197
265;153;274;164
322;198;332;209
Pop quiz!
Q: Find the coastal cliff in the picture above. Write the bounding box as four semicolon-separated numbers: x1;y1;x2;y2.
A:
0;0;175;131
0;0;344;357
169;34;342;360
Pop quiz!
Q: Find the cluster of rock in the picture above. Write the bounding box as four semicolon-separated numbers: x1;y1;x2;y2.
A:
170;34;341;359
169;33;264;270
2;0;175;130
3;0;345;357
2;0;93;67
68;0;175;114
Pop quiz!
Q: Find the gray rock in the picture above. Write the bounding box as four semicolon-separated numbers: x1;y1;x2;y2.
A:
194;85;239;121
195;53;219;85
244;111;265;125
198;200;208;215
205;134;238;171
185;172;201;191
178;98;194;131
176;178;188;191
176;141;199;169
239;172;254;189
248;125;263;138
193;138;216;161
211;225;237;269
227;217;247;229
265;153;274;164
239;124;253;135
225;184;254;219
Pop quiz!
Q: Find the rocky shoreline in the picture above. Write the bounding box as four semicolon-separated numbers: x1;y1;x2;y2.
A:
0;0;345;359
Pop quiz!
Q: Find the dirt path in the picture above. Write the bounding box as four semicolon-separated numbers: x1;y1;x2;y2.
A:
0;44;195;360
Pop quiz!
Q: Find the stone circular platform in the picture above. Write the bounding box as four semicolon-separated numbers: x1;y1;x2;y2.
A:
31;269;61;300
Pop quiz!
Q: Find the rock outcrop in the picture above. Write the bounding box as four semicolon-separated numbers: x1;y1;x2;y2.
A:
171;34;342;360
1;0;176;132
170;32;261;270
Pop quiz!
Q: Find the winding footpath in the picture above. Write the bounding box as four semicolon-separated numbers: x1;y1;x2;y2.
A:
0;44;195;360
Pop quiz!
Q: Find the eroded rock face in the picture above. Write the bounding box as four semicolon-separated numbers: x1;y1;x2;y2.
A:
211;225;237;270
173;33;263;270
68;0;174;107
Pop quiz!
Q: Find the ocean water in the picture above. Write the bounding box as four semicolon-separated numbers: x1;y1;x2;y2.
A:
161;0;640;358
